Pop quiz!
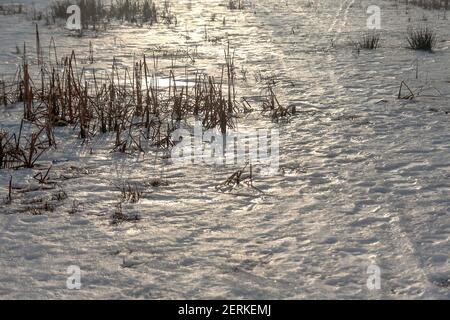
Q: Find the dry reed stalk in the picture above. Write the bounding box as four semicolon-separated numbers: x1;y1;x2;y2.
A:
143;55;151;131
135;61;143;116
66;56;74;122
80;81;88;139
4;176;13;204
23;63;33;120
35;23;42;66
224;40;236;113
49;37;58;66
88;41;94;64
8;123;49;169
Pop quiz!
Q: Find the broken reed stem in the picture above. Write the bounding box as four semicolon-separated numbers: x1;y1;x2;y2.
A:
80;81;88;139
23;63;33;120
398;81;415;100
143;54;151;131
35;23;42;66
7;175;12;203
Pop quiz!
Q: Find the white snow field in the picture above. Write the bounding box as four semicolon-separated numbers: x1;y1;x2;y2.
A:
0;0;449;299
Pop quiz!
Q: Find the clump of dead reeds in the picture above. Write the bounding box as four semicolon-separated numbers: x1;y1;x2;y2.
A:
0;39;244;171
406;25;437;51
228;0;245;10
358;31;381;50
216;164;262;192
111;201;140;225
408;0;449;10
146;177;168;188
50;0;169;31
0;122;51;169
116;181;142;203
0;3;23;15
261;85;294;121
33;166;53;184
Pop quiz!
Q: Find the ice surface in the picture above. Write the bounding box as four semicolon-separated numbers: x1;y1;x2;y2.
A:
0;0;449;299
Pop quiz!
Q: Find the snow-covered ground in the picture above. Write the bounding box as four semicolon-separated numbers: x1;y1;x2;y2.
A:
0;0;449;299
